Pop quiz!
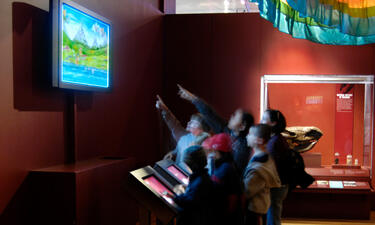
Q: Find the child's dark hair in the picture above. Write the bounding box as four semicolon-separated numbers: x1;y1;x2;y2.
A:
239;112;254;137
264;109;286;134
191;113;210;132
183;145;207;171
251;124;272;142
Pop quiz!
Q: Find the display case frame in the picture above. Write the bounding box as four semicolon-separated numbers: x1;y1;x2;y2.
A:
261;75;374;219
260;75;374;180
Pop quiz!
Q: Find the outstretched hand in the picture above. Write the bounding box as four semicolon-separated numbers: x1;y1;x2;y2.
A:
156;95;169;111
163;151;175;160
173;184;186;195
177;84;197;102
162;191;175;199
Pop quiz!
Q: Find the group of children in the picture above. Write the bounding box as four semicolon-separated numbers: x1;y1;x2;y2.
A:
156;85;291;225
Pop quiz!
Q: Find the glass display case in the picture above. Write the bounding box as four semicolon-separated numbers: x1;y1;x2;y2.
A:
261;75;374;189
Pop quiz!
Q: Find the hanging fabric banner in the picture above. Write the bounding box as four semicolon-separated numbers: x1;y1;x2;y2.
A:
250;0;375;45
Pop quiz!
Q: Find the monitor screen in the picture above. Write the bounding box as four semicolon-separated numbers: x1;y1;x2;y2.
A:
143;176;175;204
329;180;344;189
51;0;112;91
167;165;189;185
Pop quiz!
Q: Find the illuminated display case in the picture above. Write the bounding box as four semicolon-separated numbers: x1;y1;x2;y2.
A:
261;75;374;189
261;75;374;219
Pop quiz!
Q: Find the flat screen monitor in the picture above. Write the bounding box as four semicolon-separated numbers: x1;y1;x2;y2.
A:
167;165;189;185
143;175;175;205
51;0;112;91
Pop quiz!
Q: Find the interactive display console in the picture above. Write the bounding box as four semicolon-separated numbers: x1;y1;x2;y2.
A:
154;159;189;188
143;175;175;205
127;166;178;224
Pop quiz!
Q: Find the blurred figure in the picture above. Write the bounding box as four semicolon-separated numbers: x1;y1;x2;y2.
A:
261;109;289;225
243;124;281;225
203;133;243;225
178;85;254;176
156;95;210;171
171;145;216;225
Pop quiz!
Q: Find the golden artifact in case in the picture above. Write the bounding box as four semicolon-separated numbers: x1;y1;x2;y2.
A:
282;126;323;153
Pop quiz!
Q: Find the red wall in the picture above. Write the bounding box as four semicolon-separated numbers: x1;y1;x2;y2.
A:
0;0;65;215
163;13;375;187
0;0;163;221
73;0;164;164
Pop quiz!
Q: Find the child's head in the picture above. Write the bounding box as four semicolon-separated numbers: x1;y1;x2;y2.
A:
202;133;232;160
261;109;286;134
246;124;272;149
187;113;210;135
228;109;254;137
183;145;207;172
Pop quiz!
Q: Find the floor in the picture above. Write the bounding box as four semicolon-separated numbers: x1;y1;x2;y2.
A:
142;211;375;225
283;211;375;225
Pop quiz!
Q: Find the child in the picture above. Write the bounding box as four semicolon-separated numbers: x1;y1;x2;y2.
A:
202;133;242;225
172;145;215;225
156;95;210;171
178;85;254;176
243;124;281;225
261;109;289;225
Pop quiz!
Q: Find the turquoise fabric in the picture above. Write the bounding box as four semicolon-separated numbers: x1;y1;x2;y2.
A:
251;0;375;45
286;0;375;36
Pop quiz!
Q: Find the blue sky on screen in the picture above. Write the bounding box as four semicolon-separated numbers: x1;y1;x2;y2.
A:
62;3;109;48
